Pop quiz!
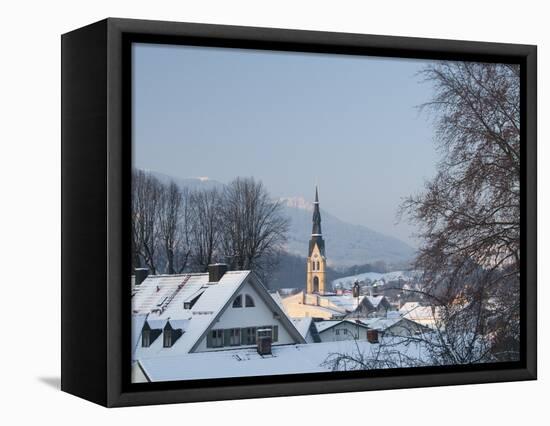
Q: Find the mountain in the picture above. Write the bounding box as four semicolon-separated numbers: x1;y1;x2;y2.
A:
139;170;415;270
279;197;415;268
146;170;224;191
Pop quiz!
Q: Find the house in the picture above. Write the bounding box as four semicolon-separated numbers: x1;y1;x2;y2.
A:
282;291;393;320
131;264;306;364
344;295;393;318
359;314;430;337
314;319;372;342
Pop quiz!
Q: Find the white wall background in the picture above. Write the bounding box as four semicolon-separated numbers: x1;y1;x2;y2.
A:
0;0;546;423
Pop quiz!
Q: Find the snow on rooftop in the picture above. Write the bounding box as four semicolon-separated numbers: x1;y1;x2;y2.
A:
314;320;341;333
138;338;430;382
291;317;313;338
132;270;251;358
323;294;364;311
366;295;385;307
359;317;403;331
332;270;422;289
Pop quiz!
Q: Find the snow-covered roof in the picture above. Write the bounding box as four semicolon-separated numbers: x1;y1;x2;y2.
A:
313;320;340;333
131;314;147;353
270;291;287;314
359;317;402;331
399;303;440;321
137;338;430;382
291;317;313;339
323;295;364;311
331;270;422;289
366;295;385;308
133;271;250;356
132;273;209;315
132;270;305;359
314;319;370;334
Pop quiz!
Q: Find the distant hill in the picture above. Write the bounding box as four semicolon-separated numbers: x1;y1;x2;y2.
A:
138;170;416;272
331;270;422;290
146;170;224;191
279;197;416;268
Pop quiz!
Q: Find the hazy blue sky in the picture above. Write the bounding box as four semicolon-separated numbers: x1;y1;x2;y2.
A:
133;43;439;246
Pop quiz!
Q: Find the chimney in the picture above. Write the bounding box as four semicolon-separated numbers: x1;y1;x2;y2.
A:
208;263;228;282
135;268;149;285
367;329;379;344
257;328;273;355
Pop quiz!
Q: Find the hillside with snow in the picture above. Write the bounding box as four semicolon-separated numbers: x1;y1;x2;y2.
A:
280;197;416;267
331;270;422;290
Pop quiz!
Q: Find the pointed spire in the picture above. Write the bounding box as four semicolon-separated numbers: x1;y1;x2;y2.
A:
312;185;322;236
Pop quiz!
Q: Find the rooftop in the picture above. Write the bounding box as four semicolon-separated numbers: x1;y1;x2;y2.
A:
136;338;430;382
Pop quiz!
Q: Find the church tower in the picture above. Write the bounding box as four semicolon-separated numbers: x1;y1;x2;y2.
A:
306;186;327;294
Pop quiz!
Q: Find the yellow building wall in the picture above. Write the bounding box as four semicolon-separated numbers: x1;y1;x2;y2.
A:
306;243;326;294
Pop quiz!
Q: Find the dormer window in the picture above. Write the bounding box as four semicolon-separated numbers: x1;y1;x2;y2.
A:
162;322;183;348
142;329;151;347
245;294;255;307
232;295;243;308
163;329;172;347
141;323;162;347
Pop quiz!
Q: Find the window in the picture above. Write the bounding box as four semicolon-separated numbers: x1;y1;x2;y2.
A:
241;327;256;345
142;329;151;347
245;294;255;307
208;329;224;348
225;328;241;346
343;329;348;335
184;292;203;309
312;261;316;271
335;329;340;335
163;329;172;347
232;295;243;308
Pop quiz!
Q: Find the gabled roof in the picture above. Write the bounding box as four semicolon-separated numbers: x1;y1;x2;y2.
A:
291;317;313;339
358;316;428;332
314;319;370;334
133;270;305;358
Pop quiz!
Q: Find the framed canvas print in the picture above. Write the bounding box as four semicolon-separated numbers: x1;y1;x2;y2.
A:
61;18;537;407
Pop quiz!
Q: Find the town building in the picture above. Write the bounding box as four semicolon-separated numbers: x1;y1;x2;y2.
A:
314;319;372;342
131;264;306;366
358;312;430;337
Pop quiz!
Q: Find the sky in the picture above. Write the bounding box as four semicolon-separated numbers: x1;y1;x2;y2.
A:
132;43;440;246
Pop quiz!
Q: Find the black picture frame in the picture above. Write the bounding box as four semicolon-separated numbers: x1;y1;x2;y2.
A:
61;17;537;407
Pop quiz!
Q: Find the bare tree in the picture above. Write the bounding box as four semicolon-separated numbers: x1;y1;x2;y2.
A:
132;170;162;274
188;188;222;272
400;61;521;361
221;177;289;277
158;182;191;274
322;336;426;371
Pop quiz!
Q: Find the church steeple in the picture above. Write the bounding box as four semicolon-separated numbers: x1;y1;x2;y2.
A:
312;186;322;236
306;186;327;294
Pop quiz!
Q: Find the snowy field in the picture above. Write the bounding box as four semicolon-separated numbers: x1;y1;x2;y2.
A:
331;270;422;289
